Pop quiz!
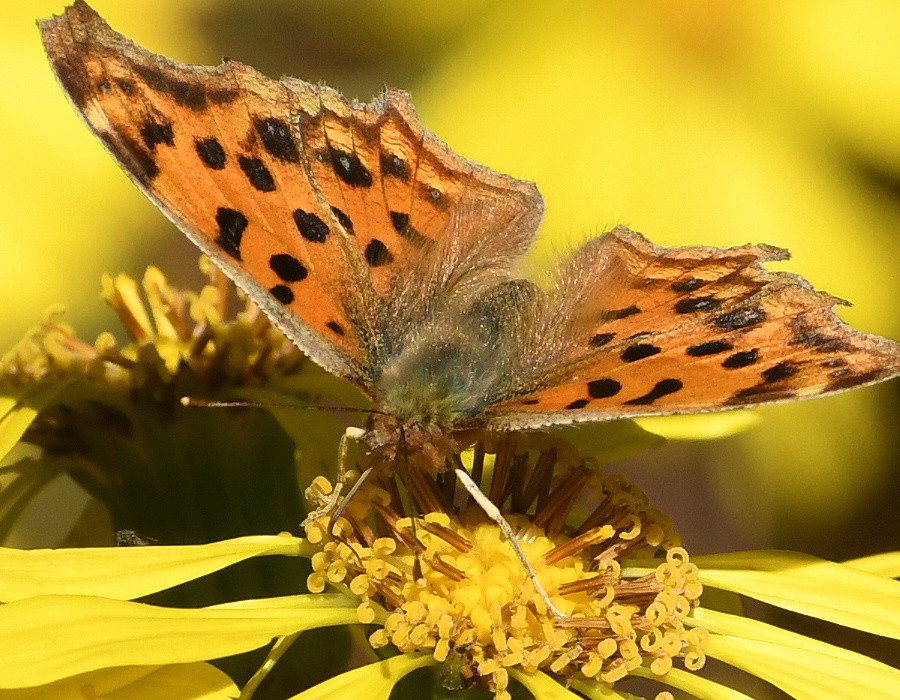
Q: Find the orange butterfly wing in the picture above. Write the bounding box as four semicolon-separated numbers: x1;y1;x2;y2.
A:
40;1;540;395
488;227;900;429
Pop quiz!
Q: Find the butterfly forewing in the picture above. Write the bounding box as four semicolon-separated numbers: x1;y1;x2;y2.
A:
41;2;379;386
41;1;544;394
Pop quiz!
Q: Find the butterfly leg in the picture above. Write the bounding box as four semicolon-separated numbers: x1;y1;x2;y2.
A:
453;467;565;619
301;426;366;529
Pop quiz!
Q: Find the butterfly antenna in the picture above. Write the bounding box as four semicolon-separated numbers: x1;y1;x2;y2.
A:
180;395;387;419
453;465;566;619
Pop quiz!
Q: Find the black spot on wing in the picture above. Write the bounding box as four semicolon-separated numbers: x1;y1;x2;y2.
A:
605;305;641;320
330;206;354;234
215;207;247;260
270;285;294;305
326;321;345;336
254;117;300;163
270;253;307;282
380;151;409;180
365;239;393;267
674;296;721;314
239;156;276;192
424;185;447;210
624;379;684;406
566;399;590;410
621;344;661;362
590;332;616;348
195;137;226;169
389;211;430;247
686;340;733;357
293;209;329;243
712;306;767;332
722;349;759;369
390;211;410;233
588;379;622;399
762;361;800;383
322;147;372;187
140;118;174;150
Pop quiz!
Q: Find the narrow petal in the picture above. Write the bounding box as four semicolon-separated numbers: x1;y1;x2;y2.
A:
629;664;756;700
285;654;434;700
694;608;900;699
518;670;609;699
0;662;238;700
0;594;358;687
0;382;72;462
706;635;900;700
635;411;761;440
844;551;900;579
694;550;900;639
0;535;313;602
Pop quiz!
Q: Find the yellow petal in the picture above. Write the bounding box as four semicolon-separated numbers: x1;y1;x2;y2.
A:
551;420;664;463
0;593;357;688
698;608;900;699
0;662;237;700
694;550;900;639
694;607;888;669
0;382;72;462
635;411;762;441
629;663;755;700
512;669;598;699
0;535;313;602
285;654;434;700
844;551;900;579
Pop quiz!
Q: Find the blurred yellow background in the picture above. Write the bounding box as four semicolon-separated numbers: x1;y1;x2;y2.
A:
6;0;899;603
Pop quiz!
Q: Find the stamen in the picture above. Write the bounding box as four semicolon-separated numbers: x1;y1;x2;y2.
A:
303;433;706;698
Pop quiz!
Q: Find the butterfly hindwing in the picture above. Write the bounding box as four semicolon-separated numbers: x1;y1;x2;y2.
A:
487;227;900;429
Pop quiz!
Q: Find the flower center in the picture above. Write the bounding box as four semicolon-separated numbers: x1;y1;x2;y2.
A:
304;434;708;699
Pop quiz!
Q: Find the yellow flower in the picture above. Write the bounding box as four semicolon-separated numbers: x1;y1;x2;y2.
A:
303;433;703;699
2;446;900;698
2;265;899;698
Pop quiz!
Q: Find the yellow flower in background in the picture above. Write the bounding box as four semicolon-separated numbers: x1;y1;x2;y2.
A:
4;2;900;694
0;0;221;349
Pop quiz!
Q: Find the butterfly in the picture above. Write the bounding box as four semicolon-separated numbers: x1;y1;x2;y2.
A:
40;2;900;479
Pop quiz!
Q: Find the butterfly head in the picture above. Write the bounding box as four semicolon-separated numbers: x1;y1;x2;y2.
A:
363;410;464;472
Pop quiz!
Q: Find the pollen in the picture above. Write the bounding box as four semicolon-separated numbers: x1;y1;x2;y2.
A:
303;433;708;698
